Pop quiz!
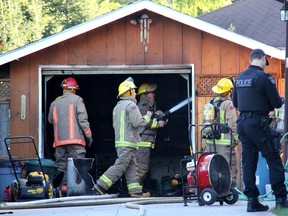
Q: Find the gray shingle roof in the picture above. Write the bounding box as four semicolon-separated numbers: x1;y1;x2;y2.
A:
197;0;286;49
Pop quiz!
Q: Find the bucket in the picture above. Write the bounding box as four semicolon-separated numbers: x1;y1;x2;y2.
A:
25;159;57;181
67;158;94;196
0;160;22;201
256;153;270;195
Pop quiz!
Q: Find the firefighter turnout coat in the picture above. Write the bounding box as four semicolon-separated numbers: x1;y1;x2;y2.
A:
96;96;151;194
48;92;92;147
137;96;158;148
113;96;151;147
206;95;238;145
205;95;238;180
136;96;158;185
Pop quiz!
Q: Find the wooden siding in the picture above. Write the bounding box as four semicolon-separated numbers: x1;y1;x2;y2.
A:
87;27;107;65
10;56;32;157
8;11;284;158
182;25;201;67
145;13;164;64
220;40;239;75
202;33;221;75
68;34;88;65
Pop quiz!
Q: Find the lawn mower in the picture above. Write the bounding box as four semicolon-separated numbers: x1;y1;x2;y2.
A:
3;136;54;202
180;122;239;206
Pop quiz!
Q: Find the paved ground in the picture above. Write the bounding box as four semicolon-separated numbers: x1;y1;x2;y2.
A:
0;195;277;216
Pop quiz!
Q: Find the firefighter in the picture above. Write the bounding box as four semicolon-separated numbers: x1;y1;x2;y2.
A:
205;78;239;187
136;83;167;187
48;77;93;193
94;77;152;198
233;49;288;211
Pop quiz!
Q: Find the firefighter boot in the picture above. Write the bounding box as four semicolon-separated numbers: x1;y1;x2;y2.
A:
276;197;288;208
130;192;151;198
247;198;269;212
94;183;106;195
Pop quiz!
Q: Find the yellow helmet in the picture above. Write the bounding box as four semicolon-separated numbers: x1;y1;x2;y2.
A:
137;83;157;95
117;77;137;97
212;78;234;94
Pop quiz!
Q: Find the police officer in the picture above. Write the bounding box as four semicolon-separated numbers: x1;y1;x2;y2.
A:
94;77;152;198
232;49;288;212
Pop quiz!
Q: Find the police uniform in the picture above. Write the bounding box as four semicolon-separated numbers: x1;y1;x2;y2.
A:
232;65;287;199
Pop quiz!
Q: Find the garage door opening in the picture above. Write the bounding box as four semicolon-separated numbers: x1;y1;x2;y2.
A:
40;65;195;195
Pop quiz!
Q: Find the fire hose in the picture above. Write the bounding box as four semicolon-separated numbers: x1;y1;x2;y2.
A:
0;196;183;216
139;97;192;134
125;197;183;216
0;194;118;209
156;97;192;121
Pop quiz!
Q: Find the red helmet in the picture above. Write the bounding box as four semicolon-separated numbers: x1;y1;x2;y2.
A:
61;77;79;90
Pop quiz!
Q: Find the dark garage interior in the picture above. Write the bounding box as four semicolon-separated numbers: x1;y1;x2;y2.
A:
43;71;193;195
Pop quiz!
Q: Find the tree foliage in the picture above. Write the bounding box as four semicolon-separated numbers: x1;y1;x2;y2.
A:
0;0;46;53
0;0;234;54
154;0;233;16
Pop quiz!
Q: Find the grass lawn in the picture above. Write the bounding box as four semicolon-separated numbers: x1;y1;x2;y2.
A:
272;208;288;216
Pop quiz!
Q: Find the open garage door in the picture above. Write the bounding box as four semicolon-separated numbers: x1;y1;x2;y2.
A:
39;65;195;194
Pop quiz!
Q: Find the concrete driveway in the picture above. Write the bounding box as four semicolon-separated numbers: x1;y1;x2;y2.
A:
0;195;277;216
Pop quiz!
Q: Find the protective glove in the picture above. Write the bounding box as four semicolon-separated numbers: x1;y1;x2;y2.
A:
86;136;93;147
154;110;163;120
158;120;166;128
146;111;153;118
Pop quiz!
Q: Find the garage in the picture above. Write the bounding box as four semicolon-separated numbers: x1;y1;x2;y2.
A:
0;0;285;196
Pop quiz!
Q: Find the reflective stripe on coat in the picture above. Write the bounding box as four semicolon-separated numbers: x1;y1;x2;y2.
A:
48;92;91;147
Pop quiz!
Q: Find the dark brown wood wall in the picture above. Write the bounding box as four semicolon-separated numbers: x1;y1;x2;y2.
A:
8;11;283;157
